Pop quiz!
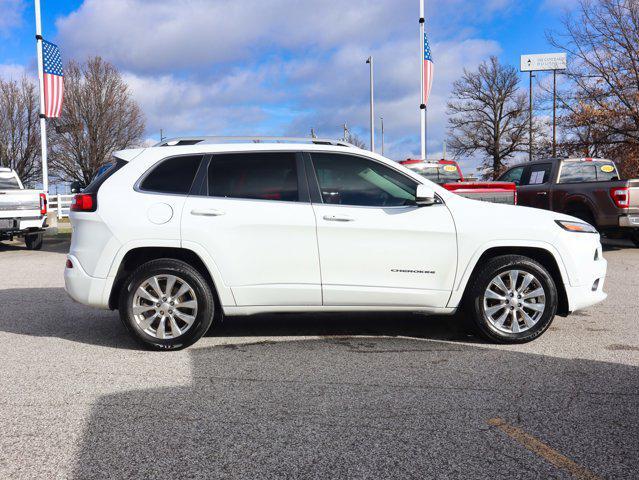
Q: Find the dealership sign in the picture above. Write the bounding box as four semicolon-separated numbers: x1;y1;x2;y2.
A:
520;53;567;72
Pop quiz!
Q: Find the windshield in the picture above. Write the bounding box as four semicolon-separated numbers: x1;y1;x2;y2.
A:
558;160;619;183
404;163;461;184
0;173;20;190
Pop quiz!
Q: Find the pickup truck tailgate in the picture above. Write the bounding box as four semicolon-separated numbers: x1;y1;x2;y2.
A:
628;179;639;209
443;181;517;204
0;191;42;218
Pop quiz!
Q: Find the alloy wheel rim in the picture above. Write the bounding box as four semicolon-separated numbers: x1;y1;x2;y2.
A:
482;269;546;334
132;274;198;339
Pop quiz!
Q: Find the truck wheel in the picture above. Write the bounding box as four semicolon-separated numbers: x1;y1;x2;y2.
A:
464;255;558;343
630;231;639;248
118;258;215;350
25;233;43;250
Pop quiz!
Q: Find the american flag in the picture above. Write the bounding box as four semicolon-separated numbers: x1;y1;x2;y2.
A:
423;31;434;108
42;40;64;118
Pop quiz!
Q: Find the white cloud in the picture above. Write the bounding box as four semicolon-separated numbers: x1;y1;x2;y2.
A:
52;0;514;159
0;63;28;80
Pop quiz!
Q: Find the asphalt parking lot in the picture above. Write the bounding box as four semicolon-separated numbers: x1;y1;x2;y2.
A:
0;237;637;479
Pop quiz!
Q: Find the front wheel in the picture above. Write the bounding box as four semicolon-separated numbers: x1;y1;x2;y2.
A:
119;259;215;350
464;255;558;343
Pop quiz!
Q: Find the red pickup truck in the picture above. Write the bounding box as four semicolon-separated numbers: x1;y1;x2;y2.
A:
400;159;517;204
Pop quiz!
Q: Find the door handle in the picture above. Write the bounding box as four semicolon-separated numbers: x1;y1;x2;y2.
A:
191;208;225;217
323;214;354;222
536;191;548;196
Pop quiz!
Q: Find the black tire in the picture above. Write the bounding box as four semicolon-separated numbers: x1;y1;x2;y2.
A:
25;233;43;250
118;258;215;350
463;255;558;344
630;231;639;248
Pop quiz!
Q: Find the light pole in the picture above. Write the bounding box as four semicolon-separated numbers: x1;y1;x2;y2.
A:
366;56;375;152
380;115;384;156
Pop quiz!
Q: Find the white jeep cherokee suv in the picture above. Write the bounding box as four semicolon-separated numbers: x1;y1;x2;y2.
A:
64;137;607;350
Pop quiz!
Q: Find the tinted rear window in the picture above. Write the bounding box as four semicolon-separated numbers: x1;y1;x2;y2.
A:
84;159;127;194
140;155;202;194
0;174;20;190
208;152;298;201
559;161;618;183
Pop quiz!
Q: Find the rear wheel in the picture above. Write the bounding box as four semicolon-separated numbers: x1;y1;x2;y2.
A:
630;230;639;248
464;255;558;343
25;233;43;250
119;258;215;350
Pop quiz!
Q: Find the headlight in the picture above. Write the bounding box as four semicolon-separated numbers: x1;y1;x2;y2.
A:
555;220;598;233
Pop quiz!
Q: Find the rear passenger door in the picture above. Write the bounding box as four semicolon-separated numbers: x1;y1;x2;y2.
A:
181;151;321;307
518;163;553;210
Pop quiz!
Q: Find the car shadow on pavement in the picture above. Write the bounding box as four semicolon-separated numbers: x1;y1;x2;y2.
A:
0;236;71;254
212;311;473;343
0;286;474;351
0;287;135;350
71;338;639;479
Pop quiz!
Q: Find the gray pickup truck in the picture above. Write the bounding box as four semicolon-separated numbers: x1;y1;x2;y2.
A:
0;168;47;249
498;158;639;246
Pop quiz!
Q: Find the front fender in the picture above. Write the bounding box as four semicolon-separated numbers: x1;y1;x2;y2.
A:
446;239;571;309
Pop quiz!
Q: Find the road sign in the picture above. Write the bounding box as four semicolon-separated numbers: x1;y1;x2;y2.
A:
520;53;567;72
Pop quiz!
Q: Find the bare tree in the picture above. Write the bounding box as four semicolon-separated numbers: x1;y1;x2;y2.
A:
0;77;40;185
345;131;367;149
447;56;530;179
49;57;145;185
548;0;639;177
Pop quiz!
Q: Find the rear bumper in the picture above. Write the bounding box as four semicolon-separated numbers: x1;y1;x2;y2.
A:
618;214;639;228
64;255;109;308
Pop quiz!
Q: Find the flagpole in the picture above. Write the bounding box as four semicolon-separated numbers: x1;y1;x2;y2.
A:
34;0;48;195
419;0;426;160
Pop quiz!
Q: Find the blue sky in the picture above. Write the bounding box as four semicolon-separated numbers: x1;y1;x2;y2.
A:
0;0;579;173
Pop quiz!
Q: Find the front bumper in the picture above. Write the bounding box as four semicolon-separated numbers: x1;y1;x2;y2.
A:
64;255;109;308
565;251;607;313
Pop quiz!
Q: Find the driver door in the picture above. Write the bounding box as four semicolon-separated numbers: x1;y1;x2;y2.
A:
307;152;457;308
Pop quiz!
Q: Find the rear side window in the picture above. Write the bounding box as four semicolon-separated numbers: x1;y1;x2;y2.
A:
208;153;298;202
499;166;525;185
140;155;202;194
84;159;127;194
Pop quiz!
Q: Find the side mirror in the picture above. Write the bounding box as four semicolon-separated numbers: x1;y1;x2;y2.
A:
416;184;436;206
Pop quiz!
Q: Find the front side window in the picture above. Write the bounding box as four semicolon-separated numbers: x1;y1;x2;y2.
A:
208;152;298;202
499;166;525;185
312;153;417;207
139;155;202;194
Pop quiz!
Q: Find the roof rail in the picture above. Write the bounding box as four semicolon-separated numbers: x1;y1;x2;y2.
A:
154;136;357;148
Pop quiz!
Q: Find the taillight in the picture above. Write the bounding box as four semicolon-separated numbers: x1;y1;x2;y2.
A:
39;193;47;215
71;193;96;212
610;187;630;209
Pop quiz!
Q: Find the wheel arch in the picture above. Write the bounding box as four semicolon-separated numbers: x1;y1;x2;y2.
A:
451;244;570;317
107;245;234;310
563;195;598;224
